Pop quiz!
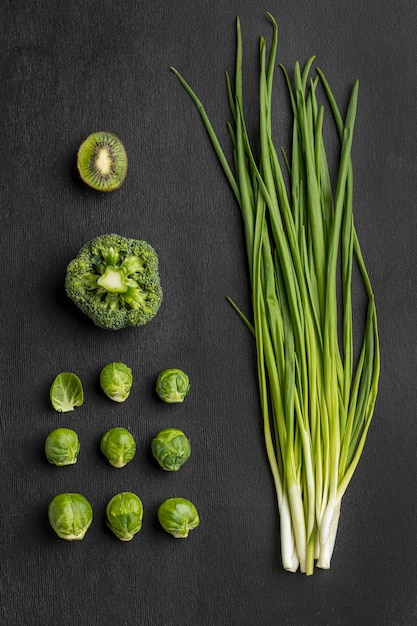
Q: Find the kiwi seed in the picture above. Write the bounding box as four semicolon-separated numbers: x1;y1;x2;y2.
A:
77;131;128;192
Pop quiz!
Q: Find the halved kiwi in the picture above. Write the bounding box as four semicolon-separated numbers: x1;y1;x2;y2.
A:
77;131;128;192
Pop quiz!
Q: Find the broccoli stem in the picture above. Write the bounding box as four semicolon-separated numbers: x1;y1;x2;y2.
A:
97;267;128;293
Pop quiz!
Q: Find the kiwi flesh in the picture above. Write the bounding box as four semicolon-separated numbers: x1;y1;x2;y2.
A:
77;131;128;191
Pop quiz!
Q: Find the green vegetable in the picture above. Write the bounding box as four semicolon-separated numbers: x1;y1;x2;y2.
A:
65;233;163;330
155;368;190;403
48;493;93;541
171;15;380;574
151;428;191;471
50;372;84;412
45;428;80;466
157;497;199;538
106;492;143;541
100;427;136;468
100;362;133;402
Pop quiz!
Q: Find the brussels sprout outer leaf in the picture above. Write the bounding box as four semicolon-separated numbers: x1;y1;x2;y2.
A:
45;428;80;466
50;372;84;412
106;492;143;541
100;362;133;402
155;368;190;403
48;493;93;540
157;497;200;538
151;428;191;471
100;427;136;468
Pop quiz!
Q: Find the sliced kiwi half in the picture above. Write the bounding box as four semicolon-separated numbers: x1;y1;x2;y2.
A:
77;131;128;191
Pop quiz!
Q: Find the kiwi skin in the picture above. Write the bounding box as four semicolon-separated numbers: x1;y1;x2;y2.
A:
77;131;128;192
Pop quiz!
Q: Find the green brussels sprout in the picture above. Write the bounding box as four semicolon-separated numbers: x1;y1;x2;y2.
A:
155;368;190;403
100;427;136;468
106;492;143;541
151;428;191;471
45;428;80;466
48;493;93;541
100;362;133;403
157;497;200;538
50;372;84;412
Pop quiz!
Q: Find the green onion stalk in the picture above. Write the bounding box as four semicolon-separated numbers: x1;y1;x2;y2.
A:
171;14;380;575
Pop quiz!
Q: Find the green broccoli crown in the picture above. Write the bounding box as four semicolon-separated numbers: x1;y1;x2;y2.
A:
65;233;162;330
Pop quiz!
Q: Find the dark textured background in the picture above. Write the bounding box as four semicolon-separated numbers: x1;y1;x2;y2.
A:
1;1;416;625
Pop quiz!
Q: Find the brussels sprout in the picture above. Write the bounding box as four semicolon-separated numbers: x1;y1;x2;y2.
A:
100;362;133;403
157;497;200;538
151;428;191;471
106;492;143;541
50;372;84;412
155;368;190;403
45;428;80;466
100;427;136;468
48;493;93;541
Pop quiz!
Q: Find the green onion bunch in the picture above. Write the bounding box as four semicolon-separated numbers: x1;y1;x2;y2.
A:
171;14;380;575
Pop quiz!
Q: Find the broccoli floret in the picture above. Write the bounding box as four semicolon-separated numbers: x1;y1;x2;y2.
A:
65;234;163;330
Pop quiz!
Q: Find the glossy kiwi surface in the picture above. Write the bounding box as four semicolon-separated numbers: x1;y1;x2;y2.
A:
77;131;128;191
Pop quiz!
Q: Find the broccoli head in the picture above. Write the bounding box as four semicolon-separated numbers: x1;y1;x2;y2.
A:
65;234;163;330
